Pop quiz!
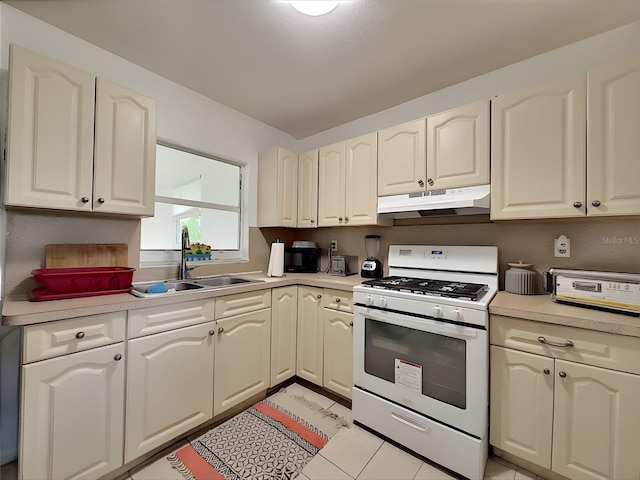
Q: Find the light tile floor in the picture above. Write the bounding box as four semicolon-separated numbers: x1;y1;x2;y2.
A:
0;384;545;480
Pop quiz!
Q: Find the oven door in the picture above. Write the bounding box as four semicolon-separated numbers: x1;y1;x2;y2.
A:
353;304;487;437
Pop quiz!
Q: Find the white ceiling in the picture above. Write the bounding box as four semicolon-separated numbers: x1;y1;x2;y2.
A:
6;0;640;139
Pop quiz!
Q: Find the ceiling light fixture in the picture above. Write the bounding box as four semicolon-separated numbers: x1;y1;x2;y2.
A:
289;1;339;16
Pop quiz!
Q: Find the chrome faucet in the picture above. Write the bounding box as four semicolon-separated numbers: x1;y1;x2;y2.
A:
180;225;191;280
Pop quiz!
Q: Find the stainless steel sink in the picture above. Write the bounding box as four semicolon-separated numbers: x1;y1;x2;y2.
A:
130;276;263;297
131;280;204;296
190;277;254;288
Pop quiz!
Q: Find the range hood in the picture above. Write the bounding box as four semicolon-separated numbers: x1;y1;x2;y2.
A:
377;184;490;218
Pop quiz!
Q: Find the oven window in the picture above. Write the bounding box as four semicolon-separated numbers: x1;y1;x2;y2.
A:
364;318;467;409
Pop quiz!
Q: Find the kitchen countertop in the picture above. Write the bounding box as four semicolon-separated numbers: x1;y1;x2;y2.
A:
490;291;640;338
2;272;364;327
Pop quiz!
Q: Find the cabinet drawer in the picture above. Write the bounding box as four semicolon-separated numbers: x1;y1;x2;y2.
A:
322;289;353;313
491;315;640;375
128;299;215;339
23;312;125;364
215;290;271;319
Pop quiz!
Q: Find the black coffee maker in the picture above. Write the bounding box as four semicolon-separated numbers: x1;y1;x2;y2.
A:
360;235;383;278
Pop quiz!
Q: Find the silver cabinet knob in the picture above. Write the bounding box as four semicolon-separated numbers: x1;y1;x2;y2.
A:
418;179;424;187
559;371;567;378
209;330;215;336
427;178;434;186
81;197;89;203
218;327;224;334
344;216;349;222
75;332;85;339
592;200;601;207
114;354;122;361
335;298;341;303
310;219;315;224
338;217;343;222
349;321;354;327
543;368;550;375
97;198;105;204
317;294;322;299
573;201;582;208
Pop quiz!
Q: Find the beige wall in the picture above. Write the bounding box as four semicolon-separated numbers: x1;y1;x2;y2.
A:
3;209;273;295
261;216;640;292
6;209;638;296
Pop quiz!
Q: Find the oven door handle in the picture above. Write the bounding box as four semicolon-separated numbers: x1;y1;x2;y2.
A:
391;412;431;433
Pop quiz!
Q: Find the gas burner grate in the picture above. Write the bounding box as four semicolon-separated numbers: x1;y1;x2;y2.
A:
362;276;489;301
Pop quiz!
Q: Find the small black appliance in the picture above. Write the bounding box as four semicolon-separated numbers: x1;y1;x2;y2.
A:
360;235;383;278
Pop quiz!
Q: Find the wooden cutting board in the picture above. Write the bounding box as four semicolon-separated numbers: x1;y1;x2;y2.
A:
45;244;129;268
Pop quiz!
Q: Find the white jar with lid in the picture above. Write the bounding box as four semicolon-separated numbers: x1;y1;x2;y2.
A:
505;261;538;295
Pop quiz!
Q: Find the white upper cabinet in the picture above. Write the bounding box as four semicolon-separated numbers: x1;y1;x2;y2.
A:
318;133;388;227
378;119;427;196
426;101;490;190
258;146;298;227
318;141;346;226
5;45;157;216
298;149;319;227
345;133;381;226
587;58;640;216
6;44;95;211
93;78;156;216
491;74;587;220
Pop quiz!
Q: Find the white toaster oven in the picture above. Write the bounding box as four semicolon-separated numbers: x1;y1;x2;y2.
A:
545;269;640;316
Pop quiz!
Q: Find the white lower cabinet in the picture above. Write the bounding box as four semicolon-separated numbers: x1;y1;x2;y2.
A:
296;286;324;385
20;343;125;480
271;286;298;387
323;309;353;399
490;315;640;480
296;286;354;399
124;321;215;462
214;306;271;416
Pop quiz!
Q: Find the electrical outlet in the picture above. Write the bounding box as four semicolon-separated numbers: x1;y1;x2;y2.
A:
554;235;570;257
330;240;338;252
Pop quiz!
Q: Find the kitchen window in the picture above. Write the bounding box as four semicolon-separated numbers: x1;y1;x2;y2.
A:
140;143;245;266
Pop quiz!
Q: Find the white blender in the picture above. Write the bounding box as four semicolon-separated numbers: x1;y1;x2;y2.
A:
360;235;383;278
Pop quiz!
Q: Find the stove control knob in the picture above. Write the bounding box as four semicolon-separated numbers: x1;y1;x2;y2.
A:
365;295;374;306
451;309;463;321
379;297;388;308
432;306;443;317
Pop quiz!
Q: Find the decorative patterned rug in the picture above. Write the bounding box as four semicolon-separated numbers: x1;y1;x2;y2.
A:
167;389;349;480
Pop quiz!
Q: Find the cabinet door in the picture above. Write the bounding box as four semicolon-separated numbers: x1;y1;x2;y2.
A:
6;45;95;211
426;101;489;190
587;58;640;216
323;309;353;399
552;360;640;480
298;149;319;227
318;142;346;226
125;321;215;462
296;286;324;385
278;148;299;227
257;147;298;227
378;119;426;196
491;74;586;220
271;286;298;387
489;346;554;469
214;308;271;416
345;133;379;226
20;343;125;480
94;78;157;216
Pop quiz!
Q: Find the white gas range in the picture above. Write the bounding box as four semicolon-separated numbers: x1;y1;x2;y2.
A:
352;245;498;480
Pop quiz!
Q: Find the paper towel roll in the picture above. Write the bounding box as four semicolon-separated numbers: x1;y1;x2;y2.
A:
267;242;285;277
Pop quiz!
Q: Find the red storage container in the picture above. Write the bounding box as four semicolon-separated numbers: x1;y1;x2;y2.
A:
31;266;135;294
